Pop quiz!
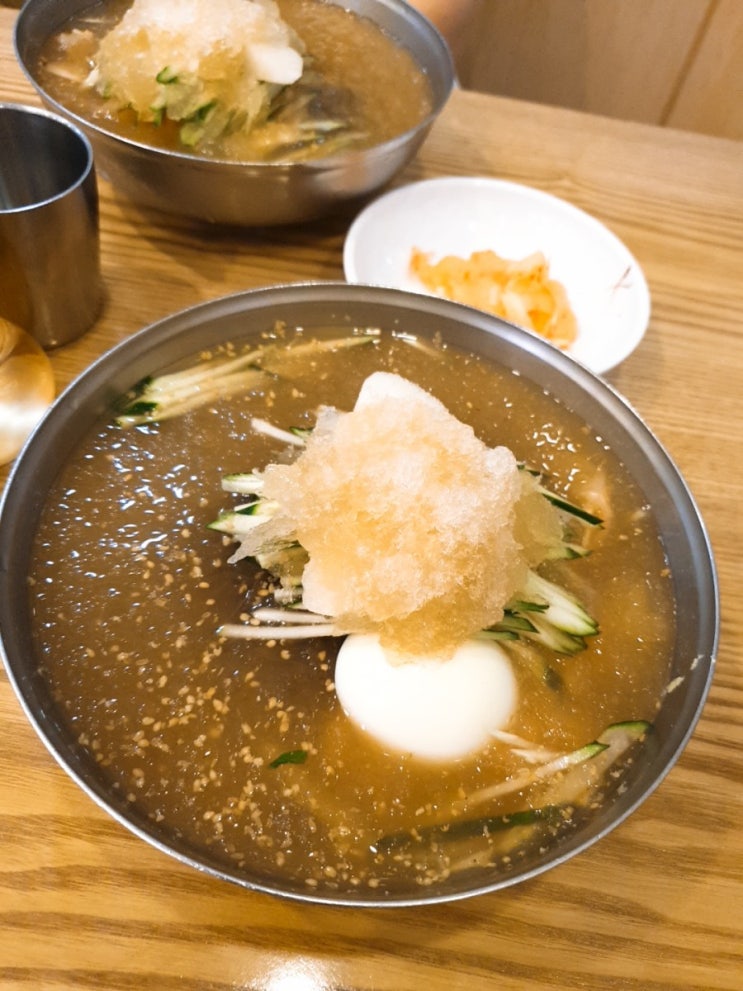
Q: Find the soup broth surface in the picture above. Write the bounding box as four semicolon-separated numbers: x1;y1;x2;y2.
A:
35;0;434;162
29;328;675;896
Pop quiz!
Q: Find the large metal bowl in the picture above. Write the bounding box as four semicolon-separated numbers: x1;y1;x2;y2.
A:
0;284;718;906
14;0;454;226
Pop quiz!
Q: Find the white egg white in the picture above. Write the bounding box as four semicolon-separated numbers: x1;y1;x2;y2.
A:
334;633;518;761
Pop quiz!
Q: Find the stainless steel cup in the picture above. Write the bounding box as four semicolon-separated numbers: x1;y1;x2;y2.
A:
0;103;103;348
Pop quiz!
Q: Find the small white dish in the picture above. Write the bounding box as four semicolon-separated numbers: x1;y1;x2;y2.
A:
343;177;651;374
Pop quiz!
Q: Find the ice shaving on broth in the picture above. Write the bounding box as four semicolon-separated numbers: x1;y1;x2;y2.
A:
83;0;304;147
222;373;561;653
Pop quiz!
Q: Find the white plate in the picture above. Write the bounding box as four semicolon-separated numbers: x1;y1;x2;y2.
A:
343;177;650;374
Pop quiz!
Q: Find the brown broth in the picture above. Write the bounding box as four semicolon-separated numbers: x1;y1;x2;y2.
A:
35;0;433;162
28;330;675;895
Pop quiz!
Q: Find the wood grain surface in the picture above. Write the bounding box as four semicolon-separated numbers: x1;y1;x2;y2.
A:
1;7;742;990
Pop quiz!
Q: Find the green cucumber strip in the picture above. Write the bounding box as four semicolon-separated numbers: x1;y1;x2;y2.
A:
465;737;609;810
116;366;267;425
236;502;263;516
207;510;269;536
489;613;538;634
477;628;520;642
506;600;549;615
251;418;306;447
599;720;652;745
269;749;308;769
545;541;591;561
222;473;265;495
155;66;179;84
116;336;377;426
540;489;604;527
518;464;603;526
521;570;599;637
375;805;566;853
119;399;157;417
521;614;587;656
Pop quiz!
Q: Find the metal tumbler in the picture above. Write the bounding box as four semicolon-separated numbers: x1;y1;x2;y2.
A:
0;102;103;348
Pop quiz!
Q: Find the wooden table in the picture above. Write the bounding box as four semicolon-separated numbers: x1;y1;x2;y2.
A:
1;8;741;989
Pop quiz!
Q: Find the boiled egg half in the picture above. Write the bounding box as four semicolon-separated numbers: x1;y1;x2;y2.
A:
334;633;517;761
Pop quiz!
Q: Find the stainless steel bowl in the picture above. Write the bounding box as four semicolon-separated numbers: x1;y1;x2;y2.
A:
14;0;454;226
0;284;718;906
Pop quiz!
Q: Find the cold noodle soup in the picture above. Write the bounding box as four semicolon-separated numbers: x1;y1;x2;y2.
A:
33;0;434;163
28;327;676;898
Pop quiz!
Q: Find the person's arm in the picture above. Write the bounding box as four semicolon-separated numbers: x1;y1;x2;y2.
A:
408;0;478;49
